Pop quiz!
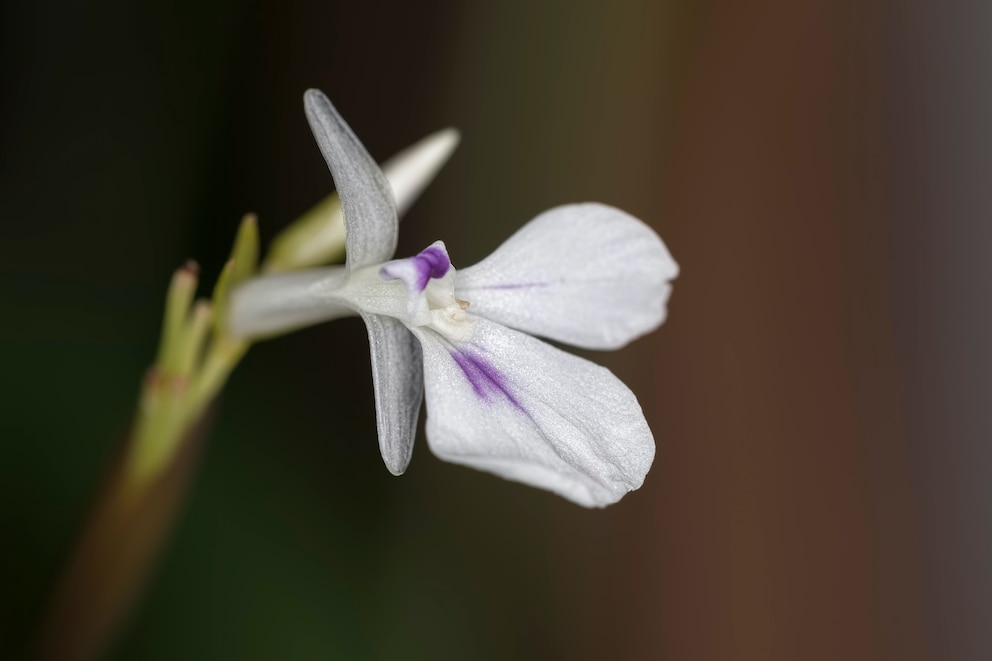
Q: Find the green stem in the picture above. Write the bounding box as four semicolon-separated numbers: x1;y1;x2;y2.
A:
33;194;346;661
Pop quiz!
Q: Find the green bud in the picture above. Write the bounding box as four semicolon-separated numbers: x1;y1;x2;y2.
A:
263;194;346;273
156;262;198;376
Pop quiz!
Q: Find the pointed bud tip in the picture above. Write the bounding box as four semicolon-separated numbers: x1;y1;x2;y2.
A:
434;127;461;152
182;260;200;276
410;128;461;165
382;127;462;216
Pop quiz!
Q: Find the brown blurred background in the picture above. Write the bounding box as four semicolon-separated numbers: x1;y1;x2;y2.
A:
2;1;990;660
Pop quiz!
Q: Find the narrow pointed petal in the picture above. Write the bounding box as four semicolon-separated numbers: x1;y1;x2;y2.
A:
264;129;459;273
413;318;654;507
229;267;355;338
382;128;460;217
304;89;398;267
455;203;678;350
362;314;424;475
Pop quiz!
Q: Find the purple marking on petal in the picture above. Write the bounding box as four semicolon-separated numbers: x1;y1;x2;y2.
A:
417;245;451;280
380;244;452;293
471;282;549;291
449;348;525;411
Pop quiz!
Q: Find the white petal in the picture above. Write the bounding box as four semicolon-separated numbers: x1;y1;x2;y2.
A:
304;89;398;268
413;317;655;507
382;128;460;217
363;314;424;475
455;203;678;350
229;267;355;338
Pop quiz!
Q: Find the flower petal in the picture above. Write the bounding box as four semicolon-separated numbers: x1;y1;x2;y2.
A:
381;128;460;217
362;314;424;475
228;267;355;338
412;317;655;507
304;89;398;267
455;203;678;350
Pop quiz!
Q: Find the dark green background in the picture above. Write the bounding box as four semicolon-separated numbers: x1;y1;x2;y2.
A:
3;1;992;660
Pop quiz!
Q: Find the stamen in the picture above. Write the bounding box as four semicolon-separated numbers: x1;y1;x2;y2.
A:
372;241;475;342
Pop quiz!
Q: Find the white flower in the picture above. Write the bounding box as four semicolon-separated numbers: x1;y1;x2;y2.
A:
230;89;678;507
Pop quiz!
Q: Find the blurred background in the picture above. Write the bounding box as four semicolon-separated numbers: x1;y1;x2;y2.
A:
2;1;991;659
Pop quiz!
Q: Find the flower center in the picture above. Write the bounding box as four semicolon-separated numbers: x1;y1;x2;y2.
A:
376;241;475;342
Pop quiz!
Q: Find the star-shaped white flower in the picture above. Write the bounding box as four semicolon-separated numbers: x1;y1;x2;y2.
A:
230;90;678;507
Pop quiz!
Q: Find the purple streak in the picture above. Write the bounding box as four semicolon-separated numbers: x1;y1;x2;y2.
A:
449;348;524;411
472;282;549;291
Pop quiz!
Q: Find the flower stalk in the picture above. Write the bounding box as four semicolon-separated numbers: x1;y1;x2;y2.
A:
34;215;263;661
31;122;460;661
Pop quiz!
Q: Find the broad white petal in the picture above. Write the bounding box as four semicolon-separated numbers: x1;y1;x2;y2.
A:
413;317;654;507
363;314;424;475
382;128;460;217
455;203;678;350
304;89;398;268
229;267;355;338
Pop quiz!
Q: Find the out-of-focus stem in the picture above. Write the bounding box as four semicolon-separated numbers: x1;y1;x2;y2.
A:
32;402;212;661
30;126;459;661
33;250;253;661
